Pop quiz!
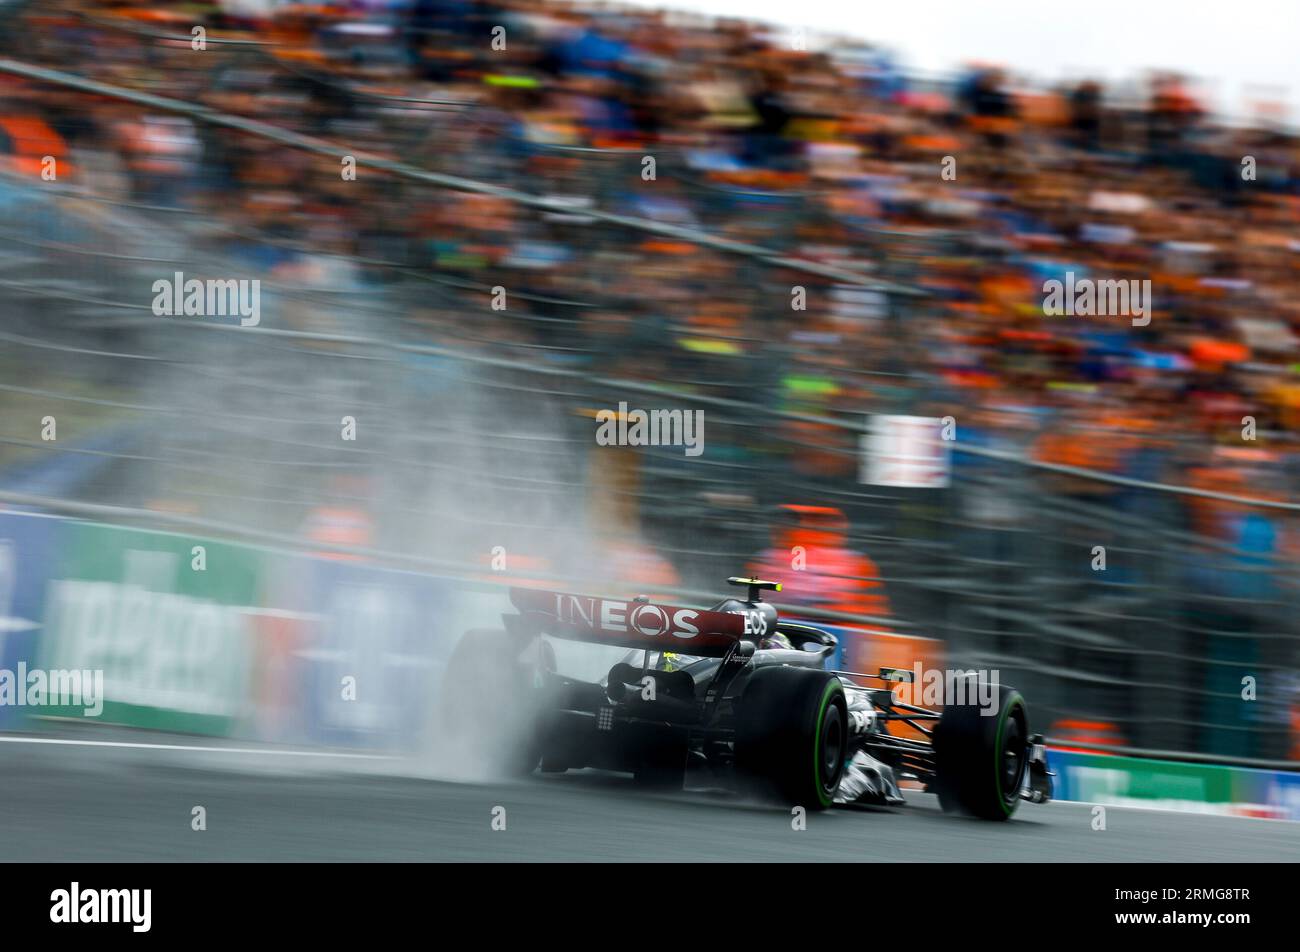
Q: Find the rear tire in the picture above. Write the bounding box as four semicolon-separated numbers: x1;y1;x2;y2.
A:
631;725;688;791
735;666;847;809
440;629;550;777
933;677;1028;820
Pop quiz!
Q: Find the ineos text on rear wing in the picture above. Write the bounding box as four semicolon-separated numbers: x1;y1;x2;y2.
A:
508;588;744;657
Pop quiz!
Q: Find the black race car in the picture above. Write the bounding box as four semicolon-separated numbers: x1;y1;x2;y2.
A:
441;577;1052;818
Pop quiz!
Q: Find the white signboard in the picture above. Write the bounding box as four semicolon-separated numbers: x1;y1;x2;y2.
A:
861;414;950;487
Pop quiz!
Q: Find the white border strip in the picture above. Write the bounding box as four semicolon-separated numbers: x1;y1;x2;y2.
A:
0;734;393;759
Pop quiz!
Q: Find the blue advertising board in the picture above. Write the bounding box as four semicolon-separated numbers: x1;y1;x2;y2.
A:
0;511;58;730
294;558;457;749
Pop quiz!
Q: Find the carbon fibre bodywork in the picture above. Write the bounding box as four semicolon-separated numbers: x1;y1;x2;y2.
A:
485;578;1052;813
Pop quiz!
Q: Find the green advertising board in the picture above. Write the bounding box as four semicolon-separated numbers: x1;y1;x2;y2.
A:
38;520;261;735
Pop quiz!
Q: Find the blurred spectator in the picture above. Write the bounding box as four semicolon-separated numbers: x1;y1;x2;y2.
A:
747;505;892;669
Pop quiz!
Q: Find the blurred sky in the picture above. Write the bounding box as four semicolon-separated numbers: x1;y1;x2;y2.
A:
614;0;1299;120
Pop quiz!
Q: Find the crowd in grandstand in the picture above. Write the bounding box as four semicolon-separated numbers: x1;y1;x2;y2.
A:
3;0;1298;757
3;0;1297;564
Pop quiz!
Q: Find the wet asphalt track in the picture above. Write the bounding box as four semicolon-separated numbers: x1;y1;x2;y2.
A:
1;733;1297;862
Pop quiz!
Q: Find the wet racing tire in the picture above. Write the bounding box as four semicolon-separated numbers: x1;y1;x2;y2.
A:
933;676;1028;820
631;724;689;792
440;629;551;777
735;666;847;809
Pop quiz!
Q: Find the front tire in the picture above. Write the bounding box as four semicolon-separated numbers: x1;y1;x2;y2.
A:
735;666;847;809
933;677;1028;820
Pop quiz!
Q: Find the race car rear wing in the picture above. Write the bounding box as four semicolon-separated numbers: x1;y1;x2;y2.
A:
507;588;745;658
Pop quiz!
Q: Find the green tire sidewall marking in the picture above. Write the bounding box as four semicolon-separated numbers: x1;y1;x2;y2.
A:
993;693;1025;816
812;679;842;808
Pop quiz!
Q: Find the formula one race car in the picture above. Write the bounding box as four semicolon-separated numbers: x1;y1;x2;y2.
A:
441;577;1053;818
